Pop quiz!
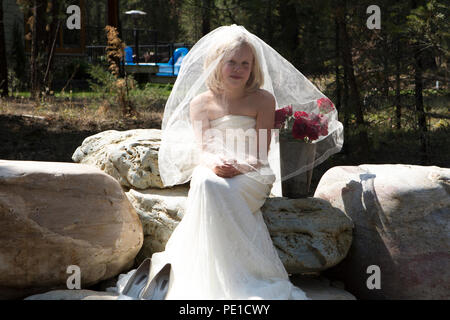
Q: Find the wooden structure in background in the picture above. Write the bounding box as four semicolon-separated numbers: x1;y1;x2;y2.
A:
22;0;122;55
107;0;119;29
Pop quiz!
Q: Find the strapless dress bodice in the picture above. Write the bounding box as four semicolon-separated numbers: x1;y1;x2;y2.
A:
209;114;256;130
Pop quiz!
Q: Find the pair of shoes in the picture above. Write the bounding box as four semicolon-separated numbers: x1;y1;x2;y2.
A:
141;263;171;300
120;258;171;300
120;258;151;299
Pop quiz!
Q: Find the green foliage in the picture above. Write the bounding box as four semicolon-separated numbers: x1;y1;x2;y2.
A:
68;58;90;80
86;64;172;114
406;0;450;56
128;83;172;112
87;64;117;99
7;70;23;95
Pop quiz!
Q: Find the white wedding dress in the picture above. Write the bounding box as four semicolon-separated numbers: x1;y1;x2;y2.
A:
116;115;309;300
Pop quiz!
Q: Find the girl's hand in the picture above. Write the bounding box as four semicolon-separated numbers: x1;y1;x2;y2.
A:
212;163;241;178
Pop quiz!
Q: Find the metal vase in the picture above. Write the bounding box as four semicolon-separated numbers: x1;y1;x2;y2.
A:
279;137;317;198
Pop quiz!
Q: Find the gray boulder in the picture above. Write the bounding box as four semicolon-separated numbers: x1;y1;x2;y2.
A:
0;160;144;299
72;129;163;189
314;164;450;299
24;289;119;300
127;186;353;274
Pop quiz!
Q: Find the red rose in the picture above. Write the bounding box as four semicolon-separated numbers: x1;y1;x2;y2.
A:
292;116;319;141
294;111;309;119
317;98;335;114
291;111;328;141
319;114;329;136
305;119;320;140
274;105;293;128
285;105;293;116
292;117;307;140
278;107;329;141
274;109;286;124
311;113;329;136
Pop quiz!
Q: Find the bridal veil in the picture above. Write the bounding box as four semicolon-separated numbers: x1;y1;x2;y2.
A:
158;24;343;196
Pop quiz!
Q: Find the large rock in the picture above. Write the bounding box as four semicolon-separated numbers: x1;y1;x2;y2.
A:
23;275;357;300
126;186;353;274
72;129;163;189
290;275;356;300
0;160;144;299
261;197;354;273
126;186;188;261
24;289;119;300
314;164;450;299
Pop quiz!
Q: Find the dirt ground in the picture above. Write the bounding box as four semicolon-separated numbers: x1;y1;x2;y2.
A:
0;112;161;163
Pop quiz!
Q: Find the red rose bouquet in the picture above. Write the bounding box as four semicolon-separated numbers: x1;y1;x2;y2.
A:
275;98;334;143
317;97;335;114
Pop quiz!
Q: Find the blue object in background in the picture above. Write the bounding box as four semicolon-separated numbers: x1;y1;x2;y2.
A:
125;46;134;64
124;46;189;77
156;47;189;77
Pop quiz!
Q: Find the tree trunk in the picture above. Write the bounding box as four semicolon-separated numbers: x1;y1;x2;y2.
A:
278;0;299;62
265;0;273;44
107;0;119;28
30;0;47;100
96;2;102;42
30;0;38;99
382;30;390;99
43;1;61;93
395;36;401;129
410;0;428;164
335;6;350;155
414;49;428;163
201;0;211;36
0;0;9;97
337;1;369;160
342;50;350;156
43;20;61;92
334;16;342;113
414;56;426;132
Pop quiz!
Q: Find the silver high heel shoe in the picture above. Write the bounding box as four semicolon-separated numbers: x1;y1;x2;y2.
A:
119;258;152;299
140;263;171;300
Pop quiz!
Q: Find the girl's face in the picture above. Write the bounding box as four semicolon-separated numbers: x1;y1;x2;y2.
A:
220;44;254;92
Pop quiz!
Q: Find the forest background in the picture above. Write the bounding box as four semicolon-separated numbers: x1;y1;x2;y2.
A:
0;0;448;194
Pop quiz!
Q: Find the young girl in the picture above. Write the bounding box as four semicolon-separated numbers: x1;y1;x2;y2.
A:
144;31;309;300
118;24;342;300
189;33;275;179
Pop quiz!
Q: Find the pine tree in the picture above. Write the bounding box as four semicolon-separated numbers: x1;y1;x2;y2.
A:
0;0;8;97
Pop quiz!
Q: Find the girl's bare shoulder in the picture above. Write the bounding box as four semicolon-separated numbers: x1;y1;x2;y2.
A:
190;91;214;113
250;89;276;112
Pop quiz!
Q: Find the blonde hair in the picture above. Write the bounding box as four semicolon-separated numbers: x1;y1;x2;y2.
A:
204;34;264;94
